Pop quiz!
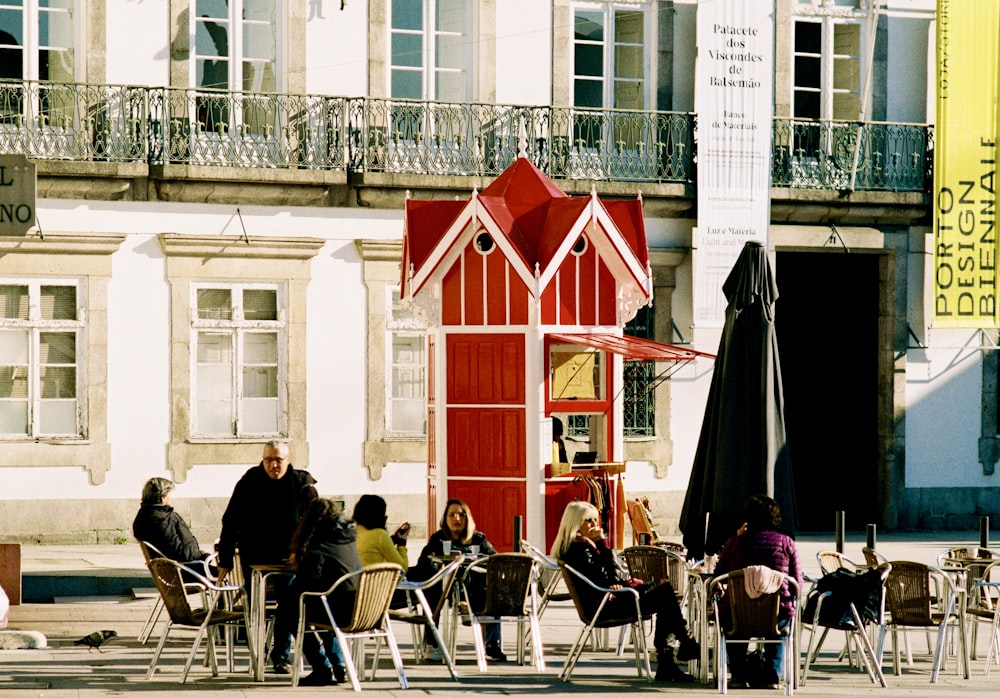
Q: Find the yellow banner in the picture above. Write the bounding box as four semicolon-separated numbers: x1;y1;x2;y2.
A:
933;0;1000;327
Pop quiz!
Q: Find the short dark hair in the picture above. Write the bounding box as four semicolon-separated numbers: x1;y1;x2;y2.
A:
353;494;388;530
744;494;782;533
141;477;174;506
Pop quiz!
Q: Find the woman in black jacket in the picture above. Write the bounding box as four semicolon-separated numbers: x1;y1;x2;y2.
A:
551;500;698;683
132;478;210;569
270;498;355;686
409;498;504;661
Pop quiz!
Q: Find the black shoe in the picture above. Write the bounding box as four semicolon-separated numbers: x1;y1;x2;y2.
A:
485;643;508;661
272;661;292;675
298;669;334;686
676;637;700;662
729;679;748;689
331;664;346;684
654;649;696;683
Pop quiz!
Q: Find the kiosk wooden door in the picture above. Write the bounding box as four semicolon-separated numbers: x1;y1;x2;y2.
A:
445;333;526;551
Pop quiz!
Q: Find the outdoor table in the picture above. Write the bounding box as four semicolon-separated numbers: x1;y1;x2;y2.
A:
938;560;973;679
249;563;294;682
685;570;714;684
429;553;488;656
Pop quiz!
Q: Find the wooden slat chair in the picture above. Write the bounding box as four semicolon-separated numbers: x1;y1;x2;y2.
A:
144;558;246;683
461;552;544;672
558;562;651;683
391;555;463;679
291;562;407;692
875;561;968;683
709;568;800;695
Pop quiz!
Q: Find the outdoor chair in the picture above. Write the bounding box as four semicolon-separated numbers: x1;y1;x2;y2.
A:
816;550;861;576
137;540;220;645
291;562;407;692
876;560;968;683
800;563;890;687
965;560;1000;676
615;545;689;657
520;540;572;619
559;562;651;683
709;567;800;695
460;552;544;672
144;557;246;683
391;555;463;679
862;548;889;568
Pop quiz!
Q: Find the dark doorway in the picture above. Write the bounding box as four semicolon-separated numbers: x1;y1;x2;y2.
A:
775;251;881;532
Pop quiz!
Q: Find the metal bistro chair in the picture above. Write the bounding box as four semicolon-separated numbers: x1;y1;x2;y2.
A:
391;555;463;679
520;540;572;619
137;540;220;645
800;563;890;688
966;558;1000;674
876;560;968;683
460;552;545;672
559;562;652;682
709;567;800;695
292;562;407;693
615;545;688;657
144;558;246;683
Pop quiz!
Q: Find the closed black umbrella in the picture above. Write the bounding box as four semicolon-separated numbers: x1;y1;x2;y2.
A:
680;241;798;559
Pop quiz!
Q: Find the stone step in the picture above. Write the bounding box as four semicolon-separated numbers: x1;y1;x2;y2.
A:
22;570;150;603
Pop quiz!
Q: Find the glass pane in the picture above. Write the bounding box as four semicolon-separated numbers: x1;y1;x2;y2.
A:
834;56;860;91
436;32;465;71
0;8;24;47
198;331;232;363
615;10;642;44
198;289;232;320
575;10;603;42
391;398;424;433
198;57;230;89
241;397;278;433
794;21;821;53
392;69;422;100
0;365;27;397
436;0;467;33
197;399;231;434
391;0;422;31
574;79;603;109
575;43;603;78
243;331;277;362
392;334;423;366
615;45;642;80
243;289;277;320
0;285;28;319
39;399;75;434
834;22;861;56
40;365;74;398
613;80;642;110
243;365;277;398
0;400;28;434
196;0;228;20
794;90;820;119
40;285;75;320
392;366;424;398
832;91;860;120
196;19;230;59
39;332;75;364
197;365;232;400
794;56;821;89
392;32;423;68
244;0;277;22
243;59;275;92
435;70;465;102
0;329;27;363
243;23;276;61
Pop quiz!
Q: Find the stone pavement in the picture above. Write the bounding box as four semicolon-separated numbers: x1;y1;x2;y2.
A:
2;531;1000;696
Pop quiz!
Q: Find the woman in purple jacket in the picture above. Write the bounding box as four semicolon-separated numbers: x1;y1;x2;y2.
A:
714;494;802;689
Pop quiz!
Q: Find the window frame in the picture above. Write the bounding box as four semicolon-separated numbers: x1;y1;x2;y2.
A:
191;0;280;94
0;277;84;439
0;0;80;82
189;281;287;439
571;0;653;111
791;15;865;122
386;286;427;437
388;0;474;102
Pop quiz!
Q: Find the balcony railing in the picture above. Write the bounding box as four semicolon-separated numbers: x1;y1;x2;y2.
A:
0;79;932;193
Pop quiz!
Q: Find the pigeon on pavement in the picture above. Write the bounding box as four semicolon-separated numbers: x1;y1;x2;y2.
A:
74;629;118;653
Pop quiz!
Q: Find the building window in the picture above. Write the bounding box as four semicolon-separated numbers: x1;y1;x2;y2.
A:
0;280;82;438
191;283;285;438
793;17;862;122
389;0;472;101
388;288;427;435
623;304;654;437
573;2;649;111
0;0;76;82
194;0;277;93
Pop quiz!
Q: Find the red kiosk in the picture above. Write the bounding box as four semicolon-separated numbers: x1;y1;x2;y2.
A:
401;156;702;552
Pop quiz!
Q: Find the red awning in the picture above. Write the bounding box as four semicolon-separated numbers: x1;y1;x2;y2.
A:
548;333;715;361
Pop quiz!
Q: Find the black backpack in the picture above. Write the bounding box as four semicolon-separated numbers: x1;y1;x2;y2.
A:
802;567;883;630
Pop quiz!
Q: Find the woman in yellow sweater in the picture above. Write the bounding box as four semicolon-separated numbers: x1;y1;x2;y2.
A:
353;494;409;571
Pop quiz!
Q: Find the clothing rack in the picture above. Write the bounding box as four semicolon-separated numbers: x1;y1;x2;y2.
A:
544;464;627;552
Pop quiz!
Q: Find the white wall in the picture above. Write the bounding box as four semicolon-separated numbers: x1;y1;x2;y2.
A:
495;0;551;105
105;0;170;86
305;1;368;96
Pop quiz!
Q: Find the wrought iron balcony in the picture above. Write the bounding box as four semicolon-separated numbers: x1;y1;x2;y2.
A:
0;79;932;194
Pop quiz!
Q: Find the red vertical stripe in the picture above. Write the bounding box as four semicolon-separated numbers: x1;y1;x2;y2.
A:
598;259;617;325
464;247;485;325
578;246;598;325
559;264;577;324
486;250;508;325
540;283;557;323
509;271;529;324
442;263;462;325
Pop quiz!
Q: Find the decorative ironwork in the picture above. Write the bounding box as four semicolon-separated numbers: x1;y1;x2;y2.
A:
0;79;931;195
624;305;655;437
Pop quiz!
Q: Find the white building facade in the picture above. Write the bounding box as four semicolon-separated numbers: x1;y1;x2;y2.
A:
2;0;988;546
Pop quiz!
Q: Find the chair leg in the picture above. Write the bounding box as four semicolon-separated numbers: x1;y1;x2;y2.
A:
559;623;595;682
181;621;212;684
138;598;164;645
334;629;362;693
382;623;410;689
469;616;488;672
145;622;172;680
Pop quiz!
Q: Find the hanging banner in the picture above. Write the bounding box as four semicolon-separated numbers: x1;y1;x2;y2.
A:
933;0;1000;327
694;0;775;327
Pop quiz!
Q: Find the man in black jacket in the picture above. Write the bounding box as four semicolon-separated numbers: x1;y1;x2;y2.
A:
216;440;318;673
133;477;211;577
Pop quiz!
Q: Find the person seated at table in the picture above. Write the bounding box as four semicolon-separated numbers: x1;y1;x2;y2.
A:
409;498;504;661
353;493;409;607
551;500;698;683
713;494;802;690
132;477;214;579
270;498;353;686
